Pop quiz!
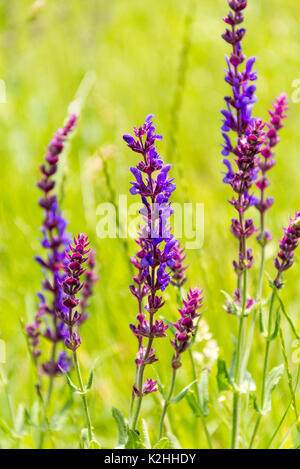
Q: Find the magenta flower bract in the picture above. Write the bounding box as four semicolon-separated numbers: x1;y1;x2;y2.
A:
58;233;90;351
255;94;288;245
274;212;300;288
171;287;203;370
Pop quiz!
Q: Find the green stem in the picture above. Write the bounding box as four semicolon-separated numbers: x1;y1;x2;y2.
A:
249;287;276;448
158;368;177;440
257;245;265;300
73;351;93;443
231;268;247;449
131;338;154;431
129;365;139;423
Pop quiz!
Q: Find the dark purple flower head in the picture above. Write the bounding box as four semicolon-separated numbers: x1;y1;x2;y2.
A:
169;241;187;288
171;288;203;370
274;212;300;288
58;233;91;351
27;114;77;376
133;378;158;397
77;248;98;326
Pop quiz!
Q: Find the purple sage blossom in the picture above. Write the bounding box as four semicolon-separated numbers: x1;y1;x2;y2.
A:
255;94;288;246
123;114;178;427
26;114;77;377
58;233;90;351
77;248;98;326
171;287;203;370
170;241;187;288
274;212;300;289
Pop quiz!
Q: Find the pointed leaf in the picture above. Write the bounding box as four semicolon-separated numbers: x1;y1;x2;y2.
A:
199;370;209;416
112;407;127;447
89;439;101;449
185;391;201;418
171;380;196;404
58;366;80;393
153;437;170;449
262;364;284;414
86;368;94;391
166;432;182;449
217;358;232;391
141;419;151;449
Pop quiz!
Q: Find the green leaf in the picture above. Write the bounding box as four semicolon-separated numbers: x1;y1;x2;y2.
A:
199;370;209;416
141;419;151;449
81;428;89;447
250;393;261;414
161;316;176;335
269;306;281;341
0;418;20;440
58;366;79;393
262;364;284;414
125;429;147;449
186;391;201;418
86;368;94;392
217;358;232;392
88;439;101;449
221;291;240;316
171;380;196;404
166;432;182;449
112;407;127;447
153;437;170;449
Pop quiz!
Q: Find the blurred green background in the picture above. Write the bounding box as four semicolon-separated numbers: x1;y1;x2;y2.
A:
1;0;300;449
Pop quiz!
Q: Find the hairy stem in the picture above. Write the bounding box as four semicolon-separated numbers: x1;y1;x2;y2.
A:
73;351;93;444
158;368;177;440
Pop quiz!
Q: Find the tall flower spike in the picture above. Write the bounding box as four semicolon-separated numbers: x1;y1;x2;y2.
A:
26;114;77;377
255;94;288;246
58;233;90;351
123;114;178;428
77;248;98;326
274;212;300;289
170;241;187;288
171;287;203;370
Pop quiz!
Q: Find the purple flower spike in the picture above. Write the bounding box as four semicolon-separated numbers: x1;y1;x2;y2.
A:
77;248;98;326
170;241;188;288
274;212;300;288
171;288;203;370
26;114;77;376
58;233;91;351
124;115;178;419
255;94;288;244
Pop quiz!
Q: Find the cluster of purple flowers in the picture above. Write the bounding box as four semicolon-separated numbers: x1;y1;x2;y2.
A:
224;120;265;275
58;234;90;351
123;114;178;396
255;94;288;246
170;241;187;288
26;114;77;376
221;0;257;146
78;249;98;326
171;287;203;370
274;212;300;289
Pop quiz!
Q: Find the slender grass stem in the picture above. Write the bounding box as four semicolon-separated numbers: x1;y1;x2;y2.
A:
73;351;93;443
158;368;177;440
